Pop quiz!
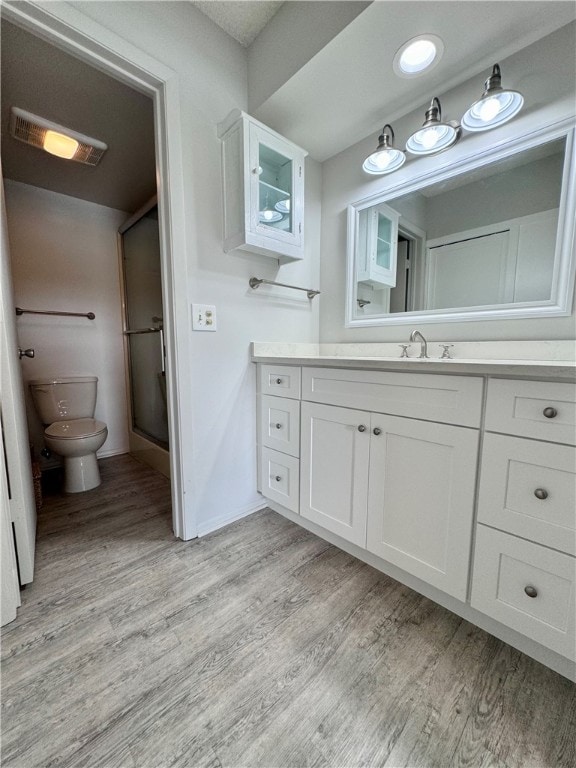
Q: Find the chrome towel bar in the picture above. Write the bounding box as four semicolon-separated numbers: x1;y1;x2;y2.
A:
15;307;96;320
249;277;320;299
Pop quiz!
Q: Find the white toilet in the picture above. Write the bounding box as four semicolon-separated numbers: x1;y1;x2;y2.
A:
29;376;108;493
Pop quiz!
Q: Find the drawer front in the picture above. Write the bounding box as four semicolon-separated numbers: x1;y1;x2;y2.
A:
260;447;300;513
478;434;576;555
485;379;576;444
259;395;300;457
301;368;483;427
471;525;575;660
258;365;301;399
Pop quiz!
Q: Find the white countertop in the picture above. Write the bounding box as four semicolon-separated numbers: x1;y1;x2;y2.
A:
251;341;576;380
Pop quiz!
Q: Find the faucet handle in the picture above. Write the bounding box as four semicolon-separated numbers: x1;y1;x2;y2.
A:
439;344;454;359
398;344;410;358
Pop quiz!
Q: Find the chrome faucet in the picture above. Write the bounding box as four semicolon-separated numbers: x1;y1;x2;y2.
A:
409;329;429;358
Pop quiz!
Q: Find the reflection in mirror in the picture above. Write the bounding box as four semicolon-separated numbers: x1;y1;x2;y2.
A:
349;132;573;324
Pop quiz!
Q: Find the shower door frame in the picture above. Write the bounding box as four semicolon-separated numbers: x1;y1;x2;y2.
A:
2;1;196;539
118;196;170;476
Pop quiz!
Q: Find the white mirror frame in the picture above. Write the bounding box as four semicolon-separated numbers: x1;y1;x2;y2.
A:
346;119;576;327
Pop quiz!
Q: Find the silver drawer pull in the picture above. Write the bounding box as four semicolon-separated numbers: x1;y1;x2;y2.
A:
275;423;282;430
357;425;366;432
524;585;538;598
534;488;548;500
543;406;558;419
274;475;282;482
275;378;283;384
373;427;382;436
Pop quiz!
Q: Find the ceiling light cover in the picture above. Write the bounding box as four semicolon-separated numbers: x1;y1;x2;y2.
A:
363;124;406;175
406;97;460;155
393;34;444;78
10;107;107;165
461;64;524;131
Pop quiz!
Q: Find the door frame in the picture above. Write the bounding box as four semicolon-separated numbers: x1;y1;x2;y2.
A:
2;1;195;539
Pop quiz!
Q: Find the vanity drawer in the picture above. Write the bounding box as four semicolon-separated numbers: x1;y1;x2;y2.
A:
471;525;575;660
259;395;300;458
485;379;576;445
301;367;483;427
258;365;301;399
478;434;576;555
260;447;300;513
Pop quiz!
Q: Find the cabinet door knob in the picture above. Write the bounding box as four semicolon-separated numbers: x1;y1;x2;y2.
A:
274;475;282;482
524;585;538;598
275;423;282;429
543;406;558;419
534;488;548;500
276;378;283;384
373;427;382;436
357;425;366;432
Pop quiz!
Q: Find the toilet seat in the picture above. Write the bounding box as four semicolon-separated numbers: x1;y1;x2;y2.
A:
45;418;107;440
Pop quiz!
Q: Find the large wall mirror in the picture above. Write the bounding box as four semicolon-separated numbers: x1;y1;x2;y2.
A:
346;123;576;326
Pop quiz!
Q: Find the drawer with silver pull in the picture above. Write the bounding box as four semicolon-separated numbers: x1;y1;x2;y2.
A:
478;433;576;555
259;395;300;457
471;525;575;660
258;365;301;399
260;447;300;513
485;378;576;445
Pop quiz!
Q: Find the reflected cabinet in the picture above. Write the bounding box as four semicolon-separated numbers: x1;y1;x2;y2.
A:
218;110;307;262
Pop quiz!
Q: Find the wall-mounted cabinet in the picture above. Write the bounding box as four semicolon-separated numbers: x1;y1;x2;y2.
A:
218;110;307;262
355;202;399;288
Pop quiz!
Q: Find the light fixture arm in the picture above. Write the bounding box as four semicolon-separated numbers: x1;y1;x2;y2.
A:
483;63;503;95
377;124;395;149
423;97;442;127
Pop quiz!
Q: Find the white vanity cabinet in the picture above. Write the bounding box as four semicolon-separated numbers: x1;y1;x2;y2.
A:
218;110;307;262
300;401;478;599
471;378;576;662
255;361;576;677
257;365;301;513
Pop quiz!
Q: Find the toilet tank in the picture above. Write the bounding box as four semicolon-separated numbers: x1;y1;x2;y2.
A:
29;376;98;424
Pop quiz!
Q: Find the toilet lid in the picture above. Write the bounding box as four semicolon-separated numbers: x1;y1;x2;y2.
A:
45;418;107;440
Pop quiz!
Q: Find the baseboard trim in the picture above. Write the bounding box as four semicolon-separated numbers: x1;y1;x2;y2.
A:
197;501;268;538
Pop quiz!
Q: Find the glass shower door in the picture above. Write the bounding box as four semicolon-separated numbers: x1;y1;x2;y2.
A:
120;201;169;450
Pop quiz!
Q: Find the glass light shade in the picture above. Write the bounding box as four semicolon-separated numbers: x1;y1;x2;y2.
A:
406;97;460;156
461;64;524;132
43;130;79;159
362;124;406;175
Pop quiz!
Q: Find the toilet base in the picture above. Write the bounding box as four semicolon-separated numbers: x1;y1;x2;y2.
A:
63;454;101;493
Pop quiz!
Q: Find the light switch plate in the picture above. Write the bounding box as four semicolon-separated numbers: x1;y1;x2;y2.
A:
192;304;217;331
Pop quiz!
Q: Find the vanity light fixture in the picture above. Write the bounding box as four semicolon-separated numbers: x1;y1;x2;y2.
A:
393;34;444;78
362;124;406;175
10;107;107;165
461;64;524;132
406;97;460;155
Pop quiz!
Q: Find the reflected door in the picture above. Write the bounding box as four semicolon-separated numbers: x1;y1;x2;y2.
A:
121;203;169;449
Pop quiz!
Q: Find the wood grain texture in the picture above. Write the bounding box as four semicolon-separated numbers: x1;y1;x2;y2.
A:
2;455;575;768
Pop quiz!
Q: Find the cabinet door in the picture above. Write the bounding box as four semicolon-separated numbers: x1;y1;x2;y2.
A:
249;123;303;250
366;415;478;600
300;402;370;547
356;203;399;288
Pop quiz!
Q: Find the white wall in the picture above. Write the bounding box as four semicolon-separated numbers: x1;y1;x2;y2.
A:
51;1;321;534
4;180;129;464
320;22;576;342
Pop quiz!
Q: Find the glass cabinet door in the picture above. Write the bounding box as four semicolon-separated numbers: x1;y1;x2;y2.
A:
249;123;303;248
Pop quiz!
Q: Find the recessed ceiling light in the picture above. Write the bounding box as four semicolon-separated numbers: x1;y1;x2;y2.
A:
393;34;444;78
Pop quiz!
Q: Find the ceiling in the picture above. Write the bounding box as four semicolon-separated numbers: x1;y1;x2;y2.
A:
251;1;576;161
1;21;156;213
1;2;574;211
192;1;284;46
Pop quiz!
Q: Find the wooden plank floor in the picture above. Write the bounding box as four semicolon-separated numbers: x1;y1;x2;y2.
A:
2;454;575;768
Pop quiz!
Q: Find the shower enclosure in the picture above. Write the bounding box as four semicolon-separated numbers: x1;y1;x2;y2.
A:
119;197;169;477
